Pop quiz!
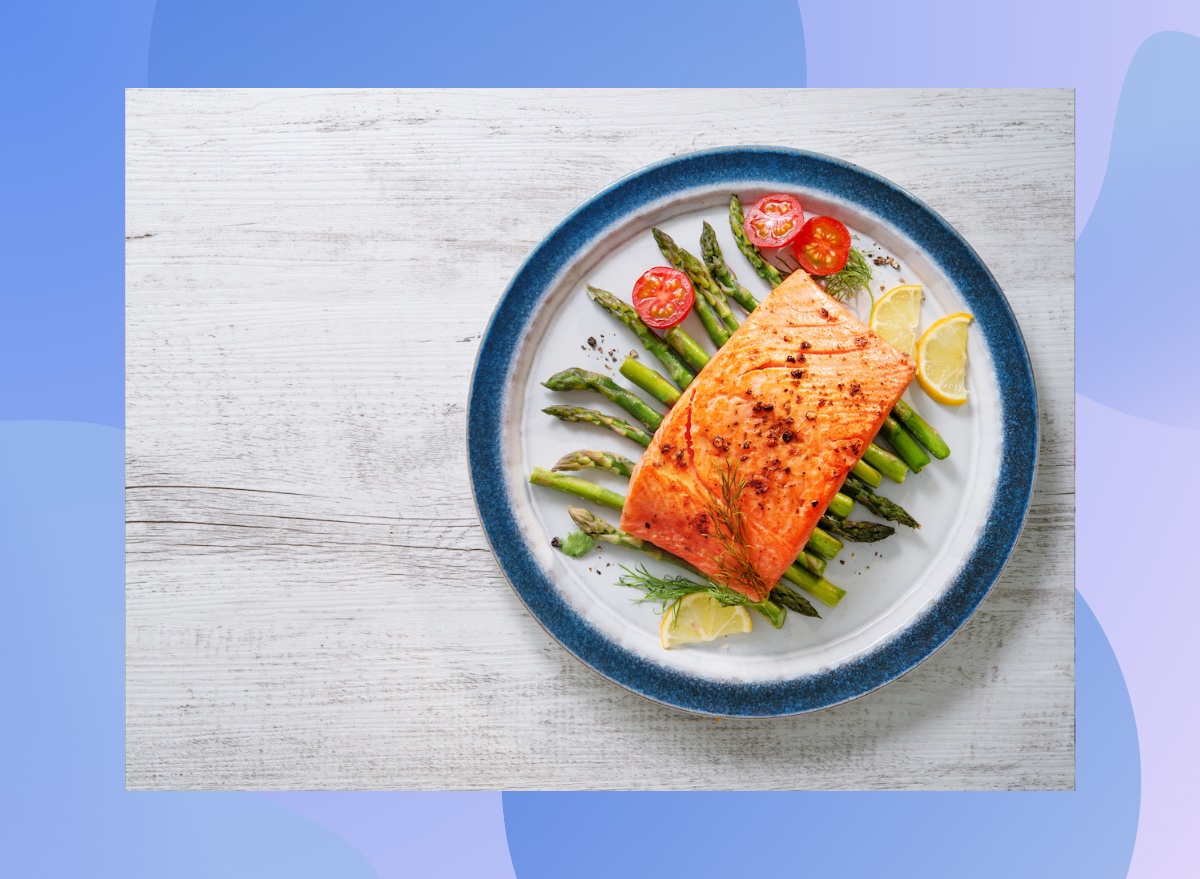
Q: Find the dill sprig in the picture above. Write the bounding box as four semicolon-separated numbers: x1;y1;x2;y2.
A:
617;564;754;623
822;246;873;303
700;460;772;601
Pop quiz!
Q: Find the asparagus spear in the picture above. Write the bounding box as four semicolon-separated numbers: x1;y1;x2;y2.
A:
530;468;626;511
794;550;827;577
780;562;846;608
804;525;844;561
619;357;682;407
852;458;883;488
653;227;741;335
880;415;931;474
841;475;920;529
861;442;908;484
700;221;760;313
773;583;825;617
543;404;655;447
892;399;951;459
820;515;895;543
662;327;711;373
730;194;784;287
552;449;637;479
544;368;663;430
651;229;730;347
586;286;695;389
827;492;854;520
569;506;816;621
532;464;841;588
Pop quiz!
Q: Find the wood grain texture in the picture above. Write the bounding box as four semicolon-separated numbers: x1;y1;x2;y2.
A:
126;89;1074;790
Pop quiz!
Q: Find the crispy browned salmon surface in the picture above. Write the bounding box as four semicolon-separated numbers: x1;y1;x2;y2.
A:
619;271;916;600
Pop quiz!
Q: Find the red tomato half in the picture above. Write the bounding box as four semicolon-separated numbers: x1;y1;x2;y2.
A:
793;216;851;276
743;193;805;249
632;267;695;329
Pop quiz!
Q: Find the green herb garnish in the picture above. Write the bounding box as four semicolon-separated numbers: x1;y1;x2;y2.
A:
822;246;873;303
617;564;754;624
700;460;772;602
557;530;596;558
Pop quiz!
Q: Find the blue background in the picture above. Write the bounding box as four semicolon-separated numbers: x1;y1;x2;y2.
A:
4;1;1198;875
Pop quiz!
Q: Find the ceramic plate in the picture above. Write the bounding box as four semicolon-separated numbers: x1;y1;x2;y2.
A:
468;147;1036;716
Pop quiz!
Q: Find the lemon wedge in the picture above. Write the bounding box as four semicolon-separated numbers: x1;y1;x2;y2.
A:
660;593;752;649
869;284;924;357
916;312;974;405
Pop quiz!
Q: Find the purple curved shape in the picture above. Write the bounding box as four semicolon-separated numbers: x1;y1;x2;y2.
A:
1078;393;1200;879
259;792;516;879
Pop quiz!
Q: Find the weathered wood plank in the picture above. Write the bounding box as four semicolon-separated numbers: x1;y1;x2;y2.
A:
126;89;1074;790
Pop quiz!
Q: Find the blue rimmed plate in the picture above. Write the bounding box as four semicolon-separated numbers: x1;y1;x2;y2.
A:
468;147;1036;717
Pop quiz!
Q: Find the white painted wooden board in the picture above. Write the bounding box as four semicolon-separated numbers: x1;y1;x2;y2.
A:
125;89;1074;790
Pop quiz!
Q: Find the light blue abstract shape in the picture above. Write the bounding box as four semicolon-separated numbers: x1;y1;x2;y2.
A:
147;0;804;87
0;2;154;426
1077;31;1200;427
0;422;376;878
503;590;1138;877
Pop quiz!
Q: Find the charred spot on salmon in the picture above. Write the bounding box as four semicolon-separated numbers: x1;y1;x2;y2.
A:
782;430;795;443
791;369;804;379
811;500;818;508
742;441;750;449
713;435;727;450
801;341;812;349
855;337;869;348
786;355;796;363
691;513;710;535
819;307;830;319
661;443;672;454
849;382;862;396
752;401;775;413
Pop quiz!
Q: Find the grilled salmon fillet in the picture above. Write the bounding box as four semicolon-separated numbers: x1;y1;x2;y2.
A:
619;270;916;601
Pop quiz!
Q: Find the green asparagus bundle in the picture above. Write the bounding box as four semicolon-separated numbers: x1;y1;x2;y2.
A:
536;195;955;635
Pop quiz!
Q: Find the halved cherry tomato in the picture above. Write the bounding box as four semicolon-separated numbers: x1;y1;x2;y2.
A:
793;216;851;276
631;266;695;329
743;193;805;249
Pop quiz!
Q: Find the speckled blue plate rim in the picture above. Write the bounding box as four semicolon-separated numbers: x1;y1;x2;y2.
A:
467;146;1038;717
